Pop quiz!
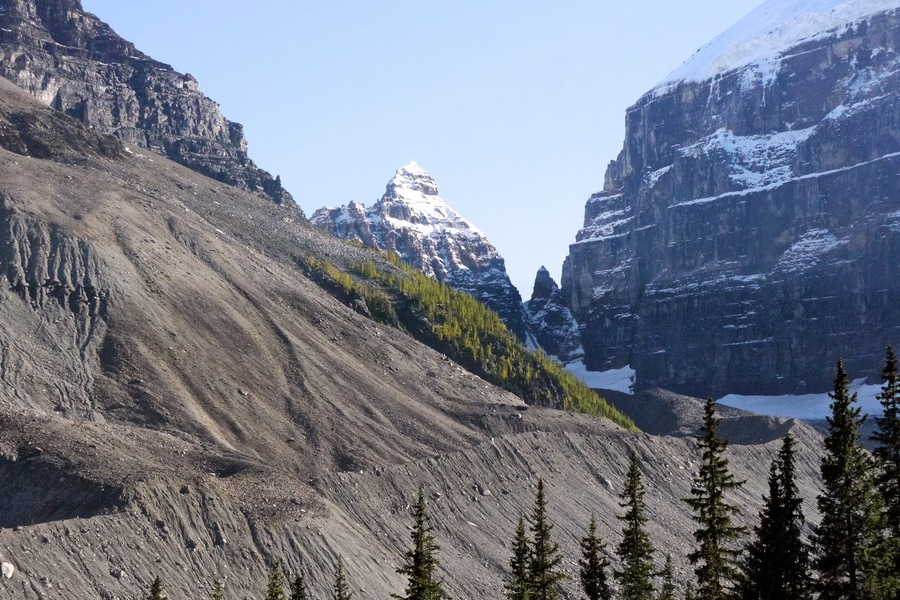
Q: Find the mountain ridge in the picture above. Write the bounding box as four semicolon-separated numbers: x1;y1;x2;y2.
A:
0;0;294;208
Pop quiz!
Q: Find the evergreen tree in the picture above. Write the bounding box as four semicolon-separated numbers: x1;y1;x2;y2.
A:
393;486;448;600
685;581;696;600
332;558;353;600
265;560;288;600
658;554;677;600
528;479;565;600
740;433;811;600
815;359;883;600
685;396;746;600
615;451;655;600
504;514;531;600
210;578;224;600
873;345;900;596
290;572;309;600
148;575;165;600
579;515;611;600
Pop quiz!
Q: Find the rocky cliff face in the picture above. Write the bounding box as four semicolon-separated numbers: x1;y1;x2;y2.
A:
311;161;527;340
558;0;900;397
523;267;583;362
0;0;294;208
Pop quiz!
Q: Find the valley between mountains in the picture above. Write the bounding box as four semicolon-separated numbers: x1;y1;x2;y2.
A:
0;0;899;599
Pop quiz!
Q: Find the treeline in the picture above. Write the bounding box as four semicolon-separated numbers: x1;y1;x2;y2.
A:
304;252;635;430
134;346;900;599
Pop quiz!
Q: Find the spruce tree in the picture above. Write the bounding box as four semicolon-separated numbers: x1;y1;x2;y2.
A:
615;451;655;600
210;578;224;600
148;575;165;600
685;581;696;600
393;486;448;600
332;557;353;600
873;345;900;595
658;554;677;600
528;478;565;600
579;515;611;600
685;396;746;600
266;560;288;600
815;359;883;600
740;433;811;600
291;572;309;600
504;513;531;600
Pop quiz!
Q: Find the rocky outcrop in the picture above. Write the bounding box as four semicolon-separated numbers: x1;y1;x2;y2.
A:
523;267;582;361
0;0;294;208
558;1;900;397
311;161;528;340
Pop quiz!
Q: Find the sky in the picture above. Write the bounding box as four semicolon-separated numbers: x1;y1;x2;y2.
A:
81;0;763;296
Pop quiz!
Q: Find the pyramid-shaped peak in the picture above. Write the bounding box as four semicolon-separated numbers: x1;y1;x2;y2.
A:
531;266;559;301
387;160;439;198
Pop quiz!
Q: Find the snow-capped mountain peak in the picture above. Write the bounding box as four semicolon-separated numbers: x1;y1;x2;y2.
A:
376;161;485;239
310;163;528;339
386;160;439;196
656;0;900;93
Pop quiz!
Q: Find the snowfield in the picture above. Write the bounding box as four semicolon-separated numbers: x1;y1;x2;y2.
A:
565;361;636;395
719;378;884;419
656;0;900;93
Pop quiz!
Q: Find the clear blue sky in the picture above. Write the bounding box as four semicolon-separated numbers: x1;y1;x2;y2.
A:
81;0;762;296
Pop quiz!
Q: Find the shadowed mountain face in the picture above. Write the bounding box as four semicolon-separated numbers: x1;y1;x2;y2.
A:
552;3;900;397
0;0;294;208
0;76;826;599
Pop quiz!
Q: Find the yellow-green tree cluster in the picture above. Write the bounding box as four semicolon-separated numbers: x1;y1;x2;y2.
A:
306;252;634;430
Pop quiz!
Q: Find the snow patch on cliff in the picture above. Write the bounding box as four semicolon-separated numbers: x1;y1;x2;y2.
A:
566;361;635;395
678;127;815;190
775;229;848;272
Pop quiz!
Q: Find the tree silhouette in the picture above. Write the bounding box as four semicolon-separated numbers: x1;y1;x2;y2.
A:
740;433;811;599
579;515;611;600
816;360;883;600
505;513;531;600
332;558;353;600
615;451;655;600
528;479;565;600
873;346;900;596
685;397;746;600
393;487;448;600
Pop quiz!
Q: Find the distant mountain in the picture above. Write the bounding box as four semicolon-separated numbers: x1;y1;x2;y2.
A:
0;0;293;208
523;266;583;362
311;161;527;340
544;0;900;396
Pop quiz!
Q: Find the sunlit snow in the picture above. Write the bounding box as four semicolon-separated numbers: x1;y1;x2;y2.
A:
719;378;884;419
565;361;636;395
656;0;900;92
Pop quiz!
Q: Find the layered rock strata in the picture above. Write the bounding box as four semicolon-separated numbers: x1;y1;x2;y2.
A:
560;1;900;396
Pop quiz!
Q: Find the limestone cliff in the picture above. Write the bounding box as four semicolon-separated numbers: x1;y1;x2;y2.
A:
558;0;900;396
0;0;295;208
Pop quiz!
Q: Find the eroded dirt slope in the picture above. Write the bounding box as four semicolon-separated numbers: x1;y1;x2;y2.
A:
0;77;827;599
